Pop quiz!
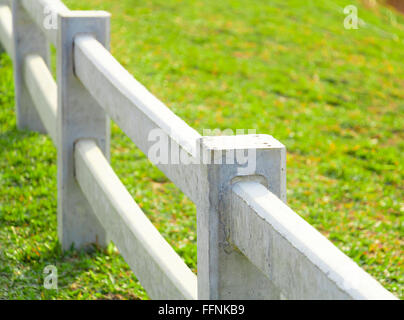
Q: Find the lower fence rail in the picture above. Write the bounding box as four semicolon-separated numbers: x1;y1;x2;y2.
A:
74;139;198;300
24;54;57;144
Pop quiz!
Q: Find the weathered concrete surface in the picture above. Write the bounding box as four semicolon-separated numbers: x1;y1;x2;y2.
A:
57;11;111;251
230;181;398;300
24;54;57;144
12;0;49;132
196;135;287;299
75;139;197;300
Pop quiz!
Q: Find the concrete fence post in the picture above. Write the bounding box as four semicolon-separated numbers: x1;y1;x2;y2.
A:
196;134;287;299
11;0;49;132
57;11;111;251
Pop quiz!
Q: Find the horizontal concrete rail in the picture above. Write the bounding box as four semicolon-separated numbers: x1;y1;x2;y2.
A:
230;181;397;300
24;54;57;144
0;3;13;55
21;0;69;46
74;139;198;300
74;35;202;203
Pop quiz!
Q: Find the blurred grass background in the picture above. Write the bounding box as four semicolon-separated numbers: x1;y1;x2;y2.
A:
0;0;403;299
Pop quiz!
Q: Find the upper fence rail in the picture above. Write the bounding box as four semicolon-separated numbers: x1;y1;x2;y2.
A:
230;181;396;300
74;34;202;202
0;0;398;300
75;139;197;300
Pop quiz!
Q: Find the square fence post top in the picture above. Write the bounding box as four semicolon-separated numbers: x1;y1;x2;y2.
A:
57;10;111;41
196;134;287;197
200;134;285;151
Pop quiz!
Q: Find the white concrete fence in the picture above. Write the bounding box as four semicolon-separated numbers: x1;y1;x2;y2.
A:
0;0;397;300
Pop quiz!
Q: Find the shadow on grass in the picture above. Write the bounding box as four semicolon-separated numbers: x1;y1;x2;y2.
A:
0;113;142;299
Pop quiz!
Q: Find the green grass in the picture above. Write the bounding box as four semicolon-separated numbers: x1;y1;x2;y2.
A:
0;0;403;299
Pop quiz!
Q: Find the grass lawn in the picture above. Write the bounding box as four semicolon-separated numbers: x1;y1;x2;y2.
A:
0;0;403;299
